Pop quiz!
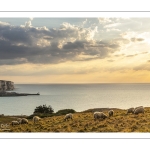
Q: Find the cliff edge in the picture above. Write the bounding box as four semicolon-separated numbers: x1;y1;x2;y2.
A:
0;80;14;91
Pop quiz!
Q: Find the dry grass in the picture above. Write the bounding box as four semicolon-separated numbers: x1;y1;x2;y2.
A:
1;108;150;132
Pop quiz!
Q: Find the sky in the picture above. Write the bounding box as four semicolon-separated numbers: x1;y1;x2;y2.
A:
0;17;150;83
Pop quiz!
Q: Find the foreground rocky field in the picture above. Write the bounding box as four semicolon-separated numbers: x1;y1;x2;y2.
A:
1;107;150;132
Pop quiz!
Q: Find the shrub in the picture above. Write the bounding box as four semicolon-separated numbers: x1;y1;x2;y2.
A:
56;109;76;115
33;104;54;114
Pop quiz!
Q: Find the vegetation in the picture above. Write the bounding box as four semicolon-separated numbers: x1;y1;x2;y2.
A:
27;108;76;119
33;104;54;114
1;107;150;132
56;109;76;115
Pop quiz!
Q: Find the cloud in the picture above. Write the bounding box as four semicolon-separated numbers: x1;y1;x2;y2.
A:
63;41;84;50
106;28;121;32
133;60;150;71
0;21;10;26
104;23;121;28
125;54;138;57
29;18;33;21
0;21;123;65
82;19;87;26
107;59;115;62
98;18;112;24
133;64;148;71
24;18;34;28
130;37;144;42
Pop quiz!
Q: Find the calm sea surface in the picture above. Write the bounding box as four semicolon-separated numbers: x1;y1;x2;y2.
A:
0;83;150;115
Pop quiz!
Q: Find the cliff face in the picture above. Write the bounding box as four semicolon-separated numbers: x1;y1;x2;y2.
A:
0;80;14;91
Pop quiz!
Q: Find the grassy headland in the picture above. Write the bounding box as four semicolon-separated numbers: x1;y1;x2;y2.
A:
1;107;150;132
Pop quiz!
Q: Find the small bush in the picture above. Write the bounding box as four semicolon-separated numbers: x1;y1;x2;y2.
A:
56;109;76;115
33;104;54;114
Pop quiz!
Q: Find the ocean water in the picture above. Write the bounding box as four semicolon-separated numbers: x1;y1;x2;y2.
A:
0;83;150;115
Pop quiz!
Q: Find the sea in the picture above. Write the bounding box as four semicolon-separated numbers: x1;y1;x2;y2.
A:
0;83;150;116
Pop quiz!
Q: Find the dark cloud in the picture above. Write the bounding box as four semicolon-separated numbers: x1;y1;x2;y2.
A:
125;51;148;58
1;27;31;44
130;37;144;42
63;41;85;50
0;21;122;65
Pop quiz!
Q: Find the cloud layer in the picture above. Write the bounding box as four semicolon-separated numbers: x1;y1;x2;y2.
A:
0;20;123;65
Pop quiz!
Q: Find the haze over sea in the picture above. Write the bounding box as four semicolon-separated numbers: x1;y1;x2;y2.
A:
0;83;150;115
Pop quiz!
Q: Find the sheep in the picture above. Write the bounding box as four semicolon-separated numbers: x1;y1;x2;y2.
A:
64;113;73;121
33;116;41;124
16;118;22;122
93;112;108;121
134;106;144;115
134;106;143;110
19;118;28;124
126;107;134;114
11;121;20;126
108;110;114;117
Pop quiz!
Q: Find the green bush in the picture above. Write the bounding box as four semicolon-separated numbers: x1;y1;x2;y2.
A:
56;109;76;115
33;104;54;114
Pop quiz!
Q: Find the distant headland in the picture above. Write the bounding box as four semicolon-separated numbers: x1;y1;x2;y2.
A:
0;80;40;97
0;80;14;91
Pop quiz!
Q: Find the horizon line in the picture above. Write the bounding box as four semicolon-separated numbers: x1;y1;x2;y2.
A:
15;82;150;84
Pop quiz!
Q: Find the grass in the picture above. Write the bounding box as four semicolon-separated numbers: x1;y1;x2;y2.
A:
1;107;150;132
